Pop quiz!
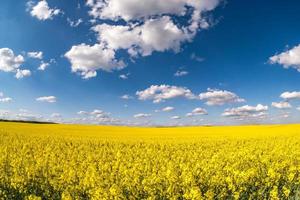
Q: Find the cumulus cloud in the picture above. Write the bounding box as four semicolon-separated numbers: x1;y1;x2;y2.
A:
0;97;12;103
27;51;43;59
269;44;300;72
134;113;152;118
93;16;190;57
73;109;119;124
174;70;188;77
162;106;175;112
119;73;130;79
0;48;24;72
38;61;50;71
86;0;220;28
67;18;83;27
136;85;197;103
199;88;245;106
64;43;125;79
65;0;220;79
51;113;61;118
280;91;300;100
28;0;61;21
186;107;207;117
222;104;268;119
15;69;31;79
36;96;56;103
171;116;180;119
77;111;88;115
271;101;292;109
0;48;31;79
121;94;133;100
0;92;12;103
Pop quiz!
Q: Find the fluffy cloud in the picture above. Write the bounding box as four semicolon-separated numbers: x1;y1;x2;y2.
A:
77;111;88;115
36;96;56;103
297;107;300;111
86;0;220;27
15;69;31;79
134;113;152;118
92;16;189;56
269;44;300;72
0;48;24;72
136;85;196;103
222;104;268;118
121;94;133;100
199;89;245;106
0;48;31;79
27;51;43;59
50;113;61;118
174;70;188;77
28;0;61;21
0;92;12;103
67;18;83;27
162;106;175;112
65;0;220;79
119;73;129;79
280;91;300;100
171;116;180;119
0;97;12;103
271;101;292;109
38;61;50;71
186;107;207;117
65;43;125;79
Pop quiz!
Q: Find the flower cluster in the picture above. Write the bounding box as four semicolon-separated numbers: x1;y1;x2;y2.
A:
0;123;300;199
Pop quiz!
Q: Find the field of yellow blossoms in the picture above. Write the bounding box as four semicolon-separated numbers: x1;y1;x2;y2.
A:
1;122;300;199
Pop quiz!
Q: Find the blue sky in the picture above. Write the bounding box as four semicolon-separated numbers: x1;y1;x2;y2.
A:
0;0;300;126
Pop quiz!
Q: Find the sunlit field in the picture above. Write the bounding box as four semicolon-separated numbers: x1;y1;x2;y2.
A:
1;122;300;199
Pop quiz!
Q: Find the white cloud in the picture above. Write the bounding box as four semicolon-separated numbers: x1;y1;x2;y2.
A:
38;61;50;71
121;94;133;100
77;111;88;115
0;97;12;103
29;0;61;21
91;109;105;115
119;73;129;79
174;70;188;77
280;91;300;100
136;85;196;103
190;53;204;62
271;101;292;109
171;115;180;119
0;48;24;72
15;69;31;79
186;107;207;116
64;43;125;79
36;96;56;103
162;106;175;112
199;88;245;106
297;107;300;111
65;0;220;79
86;0;220;26
134;113;151;118
269;44;300;72
27;51;43;59
0;92;12;103
93;16;189;56
51;113;61;118
222;104;268;119
67;18;83;27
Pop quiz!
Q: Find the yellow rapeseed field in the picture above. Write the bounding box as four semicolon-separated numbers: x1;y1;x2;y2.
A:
1;122;300;199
